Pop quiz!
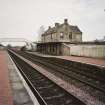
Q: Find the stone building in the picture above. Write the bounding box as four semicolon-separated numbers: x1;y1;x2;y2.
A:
37;19;105;58
37;19;83;55
42;19;82;43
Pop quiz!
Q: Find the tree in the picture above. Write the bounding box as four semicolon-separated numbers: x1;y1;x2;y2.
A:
37;25;45;41
103;36;105;41
94;36;105;42
20;46;26;51
7;44;12;48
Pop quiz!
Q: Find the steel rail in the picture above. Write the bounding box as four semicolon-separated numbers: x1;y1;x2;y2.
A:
8;50;86;105
13;51;105;93
9;53;48;105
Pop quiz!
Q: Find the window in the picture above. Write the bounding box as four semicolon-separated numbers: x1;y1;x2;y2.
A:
51;34;52;39
60;32;64;39
53;45;55;52
44;36;45;42
69;32;72;39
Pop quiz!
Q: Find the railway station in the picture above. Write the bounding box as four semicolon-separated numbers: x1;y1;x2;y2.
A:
0;0;105;105
0;20;105;105
0;22;105;105
0;37;105;105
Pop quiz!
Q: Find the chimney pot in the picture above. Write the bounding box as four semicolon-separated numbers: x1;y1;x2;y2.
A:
55;23;59;27
48;26;51;29
64;19;68;24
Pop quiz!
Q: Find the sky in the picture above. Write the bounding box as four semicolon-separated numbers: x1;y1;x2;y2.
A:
0;0;105;45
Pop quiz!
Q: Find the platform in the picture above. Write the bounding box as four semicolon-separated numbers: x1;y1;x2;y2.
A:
0;51;13;105
0;50;39;105
28;51;105;67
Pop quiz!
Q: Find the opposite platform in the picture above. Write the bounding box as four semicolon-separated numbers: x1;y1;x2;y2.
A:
28;51;105;67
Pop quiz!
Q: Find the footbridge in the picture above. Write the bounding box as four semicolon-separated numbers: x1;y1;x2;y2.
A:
0;38;37;50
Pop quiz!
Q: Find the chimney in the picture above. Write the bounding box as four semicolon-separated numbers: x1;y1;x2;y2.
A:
48;26;51;29
64;19;68;24
55;23;59;27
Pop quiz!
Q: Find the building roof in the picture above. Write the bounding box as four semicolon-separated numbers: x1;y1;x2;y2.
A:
69;26;82;33
42;19;82;36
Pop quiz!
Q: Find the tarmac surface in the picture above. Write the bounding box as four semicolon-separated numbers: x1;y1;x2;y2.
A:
57;56;105;67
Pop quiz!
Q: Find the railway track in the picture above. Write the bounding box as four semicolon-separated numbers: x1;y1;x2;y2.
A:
12;50;105;94
8;50;86;105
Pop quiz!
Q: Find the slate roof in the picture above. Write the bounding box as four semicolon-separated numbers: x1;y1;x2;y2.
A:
42;20;82;36
69;26;82;33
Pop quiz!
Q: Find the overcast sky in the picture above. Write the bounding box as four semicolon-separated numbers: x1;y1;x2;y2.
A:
0;0;105;43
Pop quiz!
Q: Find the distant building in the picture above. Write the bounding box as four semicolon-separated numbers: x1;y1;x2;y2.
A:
42;19;82;43
0;44;5;50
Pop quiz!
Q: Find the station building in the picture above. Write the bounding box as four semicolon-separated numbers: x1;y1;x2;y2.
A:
37;19;82;55
37;19;105;58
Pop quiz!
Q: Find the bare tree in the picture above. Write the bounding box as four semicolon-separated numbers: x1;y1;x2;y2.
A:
37;25;45;42
94;36;105;42
103;36;105;41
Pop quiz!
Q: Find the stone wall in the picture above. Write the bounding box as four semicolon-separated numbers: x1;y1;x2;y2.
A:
61;43;70;55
